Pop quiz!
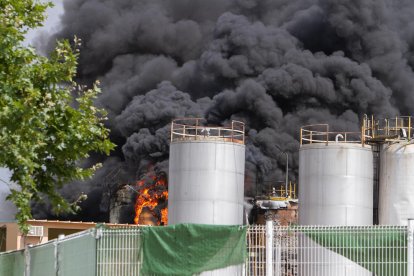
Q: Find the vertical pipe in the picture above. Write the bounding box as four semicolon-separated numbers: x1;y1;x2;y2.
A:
266;220;273;276
362;115;367;145
195;119;198;140
231;121;234;142
170;121;173;142
409;117;411;141
385;119;388;136
285;152;288;198
387;119;390;136
361;121;365;146
372;115;375;138
243;124;245;144
396;117;398;135
294;182;296;199
408;219;414;276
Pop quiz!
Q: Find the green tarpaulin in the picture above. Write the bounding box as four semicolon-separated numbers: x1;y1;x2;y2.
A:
0;250;25;276
305;228;407;276
59;233;97;276
30;243;55;276
141;224;247;276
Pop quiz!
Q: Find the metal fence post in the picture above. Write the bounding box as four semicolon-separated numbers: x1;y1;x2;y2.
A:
409;219;414;276
24;246;30;276
266;220;273;276
56;234;65;276
54;239;58;276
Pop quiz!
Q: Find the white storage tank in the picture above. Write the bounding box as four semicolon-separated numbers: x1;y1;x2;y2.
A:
168;118;245;225
298;124;374;276
168;118;245;276
299;125;374;225
379;142;414;225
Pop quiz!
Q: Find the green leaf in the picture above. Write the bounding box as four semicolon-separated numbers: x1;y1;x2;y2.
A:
0;1;115;233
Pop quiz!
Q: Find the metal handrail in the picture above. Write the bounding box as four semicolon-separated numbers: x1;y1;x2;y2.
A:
363;115;413;142
300;124;369;145
300;115;414;146
170;118;245;144
263;181;297;200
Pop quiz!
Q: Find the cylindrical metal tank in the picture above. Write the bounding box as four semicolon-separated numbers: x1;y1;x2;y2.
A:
168;119;245;276
168;119;245;225
168;138;245;225
298;140;374;276
299;143;374;225
379;142;414;225
0;168;17;221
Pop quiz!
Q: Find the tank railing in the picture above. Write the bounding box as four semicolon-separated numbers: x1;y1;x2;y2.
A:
363;115;413;142
170;118;245;144
265;181;297;200
383;116;412;140
362;115;374;144
300;124;368;145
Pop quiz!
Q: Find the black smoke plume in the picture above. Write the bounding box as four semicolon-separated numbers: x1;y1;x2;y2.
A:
33;0;414;221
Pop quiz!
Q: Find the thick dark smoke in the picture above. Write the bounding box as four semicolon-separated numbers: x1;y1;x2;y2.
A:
33;0;414;221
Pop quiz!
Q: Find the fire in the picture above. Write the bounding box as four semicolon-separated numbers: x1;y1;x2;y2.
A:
161;207;168;225
133;173;168;225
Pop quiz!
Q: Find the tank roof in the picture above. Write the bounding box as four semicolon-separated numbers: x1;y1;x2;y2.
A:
170;118;245;144
300;124;369;146
300;114;414;146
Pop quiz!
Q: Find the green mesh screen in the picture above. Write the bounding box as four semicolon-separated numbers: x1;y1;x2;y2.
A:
0;250;25;276
59;233;96;275
305;228;407;276
141;224;247;276
29;243;55;276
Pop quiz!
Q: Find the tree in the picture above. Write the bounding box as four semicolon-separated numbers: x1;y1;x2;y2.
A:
0;0;115;232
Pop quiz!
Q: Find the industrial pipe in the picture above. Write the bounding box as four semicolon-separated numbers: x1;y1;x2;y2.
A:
266;220;273;276
335;134;344;143
273;144;289;198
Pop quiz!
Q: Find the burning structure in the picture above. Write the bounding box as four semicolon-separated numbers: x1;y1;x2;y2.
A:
251;182;298;225
109;172;168;225
109;184;135;224
133;173;168;225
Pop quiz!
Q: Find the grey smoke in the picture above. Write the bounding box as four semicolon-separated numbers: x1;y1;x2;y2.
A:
33;0;414;221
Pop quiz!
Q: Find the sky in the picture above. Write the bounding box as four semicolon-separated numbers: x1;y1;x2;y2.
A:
0;168;17;221
0;0;64;220
26;0;64;45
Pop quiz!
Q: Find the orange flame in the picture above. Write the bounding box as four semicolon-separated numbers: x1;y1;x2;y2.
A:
133;174;168;225
161;208;168;225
